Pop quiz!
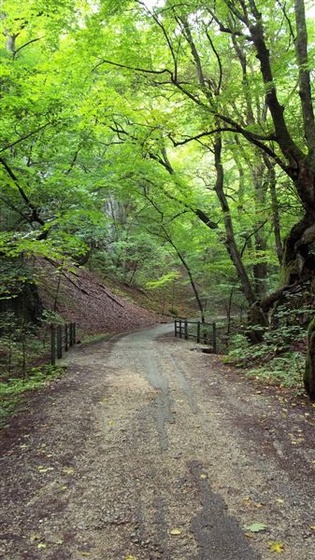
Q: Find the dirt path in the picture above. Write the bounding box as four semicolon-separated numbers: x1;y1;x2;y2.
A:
1;323;315;560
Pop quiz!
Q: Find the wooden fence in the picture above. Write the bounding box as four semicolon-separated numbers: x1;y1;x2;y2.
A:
174;318;217;353
50;323;76;365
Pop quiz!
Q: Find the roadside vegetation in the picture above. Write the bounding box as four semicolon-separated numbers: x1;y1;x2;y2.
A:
1;0;315;409
0;365;65;427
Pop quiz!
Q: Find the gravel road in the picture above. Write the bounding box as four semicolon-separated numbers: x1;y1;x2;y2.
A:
1;323;315;560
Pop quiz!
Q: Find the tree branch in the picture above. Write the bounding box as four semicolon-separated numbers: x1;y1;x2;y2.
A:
64;147;81;175
13;37;42;59
169;126;287;171
151;10;178;81
0;157;45;227
92;58;173;77
0;122;51;154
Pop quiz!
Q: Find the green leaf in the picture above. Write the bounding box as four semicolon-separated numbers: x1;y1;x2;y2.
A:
245;522;268;533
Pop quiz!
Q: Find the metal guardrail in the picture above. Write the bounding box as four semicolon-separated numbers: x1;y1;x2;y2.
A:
50;322;76;365
174;318;217;353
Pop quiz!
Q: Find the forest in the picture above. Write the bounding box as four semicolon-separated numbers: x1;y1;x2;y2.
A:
1;0;315;404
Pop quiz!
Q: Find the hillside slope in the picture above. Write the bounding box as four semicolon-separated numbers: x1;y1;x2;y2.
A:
37;261;162;338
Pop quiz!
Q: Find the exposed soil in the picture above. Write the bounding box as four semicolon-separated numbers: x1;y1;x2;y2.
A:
1;324;315;560
36;260;162;337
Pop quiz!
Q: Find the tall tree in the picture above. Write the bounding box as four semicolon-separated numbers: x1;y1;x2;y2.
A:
88;0;315;397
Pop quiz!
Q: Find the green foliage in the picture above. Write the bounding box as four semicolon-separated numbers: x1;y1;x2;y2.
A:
248;352;304;388
40;309;65;326
0;257;34;299
0;365;64;427
0;312;42;378
245;523;268;534
226;303;308;389
0;0;313;382
145;271;180;290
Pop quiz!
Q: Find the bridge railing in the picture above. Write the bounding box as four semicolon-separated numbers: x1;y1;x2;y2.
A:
174;318;217;353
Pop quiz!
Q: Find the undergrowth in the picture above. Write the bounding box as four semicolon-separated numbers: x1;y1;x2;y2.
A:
0;365;65;427
225;304;308;390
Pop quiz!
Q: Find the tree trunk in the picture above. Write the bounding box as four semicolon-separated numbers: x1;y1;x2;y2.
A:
252;156;268;298
265;156;283;264
165;235;206;323
304;317;315;401
213;136;257;306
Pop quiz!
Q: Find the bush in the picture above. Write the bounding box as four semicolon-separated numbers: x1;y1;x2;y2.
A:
226;313;307;389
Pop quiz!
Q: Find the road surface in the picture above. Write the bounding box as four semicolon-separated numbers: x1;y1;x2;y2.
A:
1;323;315;559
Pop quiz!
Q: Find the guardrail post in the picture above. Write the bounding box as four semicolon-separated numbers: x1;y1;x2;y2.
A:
173;319;217;352
65;323;69;351
212;322;217;353
203;324;207;344
69;323;74;347
197;321;200;343
50;322;76;364
51;326;56;365
56;325;62;359
184;319;188;340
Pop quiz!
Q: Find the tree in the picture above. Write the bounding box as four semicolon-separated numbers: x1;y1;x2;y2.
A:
1;0;315;397
85;0;315;397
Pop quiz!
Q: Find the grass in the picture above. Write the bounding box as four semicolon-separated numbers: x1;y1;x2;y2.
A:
0;365;65;428
80;332;112;346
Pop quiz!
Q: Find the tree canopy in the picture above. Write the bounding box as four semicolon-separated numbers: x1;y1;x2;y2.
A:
1;0;315;396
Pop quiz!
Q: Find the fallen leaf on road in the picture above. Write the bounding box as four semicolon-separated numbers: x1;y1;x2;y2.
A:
62;467;75;475
243;497;264;509
169;528;181;536
245;522;267;533
268;541;285;553
38;466;54;473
